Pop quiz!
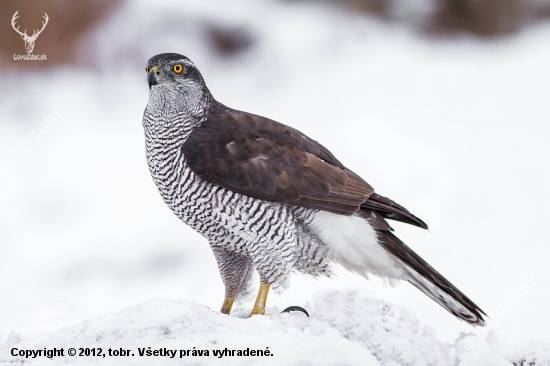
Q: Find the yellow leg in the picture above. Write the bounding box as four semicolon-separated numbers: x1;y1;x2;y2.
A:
249;283;270;316
220;297;235;315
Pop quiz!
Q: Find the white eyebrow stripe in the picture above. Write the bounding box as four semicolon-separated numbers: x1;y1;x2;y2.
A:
179;59;195;67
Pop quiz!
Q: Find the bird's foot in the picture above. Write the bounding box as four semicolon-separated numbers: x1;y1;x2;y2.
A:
220;297;234;315
248;283;270;317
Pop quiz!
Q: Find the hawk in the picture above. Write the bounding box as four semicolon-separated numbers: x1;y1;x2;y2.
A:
142;53;486;326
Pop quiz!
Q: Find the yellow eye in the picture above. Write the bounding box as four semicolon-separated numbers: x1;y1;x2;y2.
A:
145;66;149;74
173;64;183;73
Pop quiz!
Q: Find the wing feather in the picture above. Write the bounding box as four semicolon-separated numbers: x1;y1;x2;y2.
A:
182;111;374;215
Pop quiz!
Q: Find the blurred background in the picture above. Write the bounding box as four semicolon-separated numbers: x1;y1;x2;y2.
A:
1;0;549;349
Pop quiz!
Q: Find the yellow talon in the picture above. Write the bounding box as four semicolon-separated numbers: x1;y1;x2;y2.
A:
221;297;234;315
249;283;270;317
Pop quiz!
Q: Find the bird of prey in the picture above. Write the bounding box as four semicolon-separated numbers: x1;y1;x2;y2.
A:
142;53;486;326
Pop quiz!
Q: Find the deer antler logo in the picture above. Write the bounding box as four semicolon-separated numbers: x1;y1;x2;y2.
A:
11;11;49;54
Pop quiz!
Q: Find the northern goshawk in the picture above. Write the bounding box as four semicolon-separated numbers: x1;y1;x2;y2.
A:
142;53;486;325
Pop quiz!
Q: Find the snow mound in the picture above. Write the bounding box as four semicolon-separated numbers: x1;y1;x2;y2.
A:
314;290;452;365
2;290;549;365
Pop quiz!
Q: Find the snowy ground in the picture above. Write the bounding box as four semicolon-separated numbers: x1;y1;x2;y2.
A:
1;0;550;364
3;289;549;365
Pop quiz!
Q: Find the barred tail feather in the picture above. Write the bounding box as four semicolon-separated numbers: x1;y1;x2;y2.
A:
309;210;486;326
377;230;487;326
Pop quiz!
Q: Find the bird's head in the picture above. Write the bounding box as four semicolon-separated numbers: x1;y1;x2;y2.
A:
145;53;211;115
146;53;204;90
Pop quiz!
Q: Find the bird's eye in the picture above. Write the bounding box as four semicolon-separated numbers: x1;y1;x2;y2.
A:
145;66;149;74
173;64;183;74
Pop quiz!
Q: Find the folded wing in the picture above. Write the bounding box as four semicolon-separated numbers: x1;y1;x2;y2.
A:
183;111;375;216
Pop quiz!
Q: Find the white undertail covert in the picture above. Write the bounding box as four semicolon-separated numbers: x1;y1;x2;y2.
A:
309;211;405;280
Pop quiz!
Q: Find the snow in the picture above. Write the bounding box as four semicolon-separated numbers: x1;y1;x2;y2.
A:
2;290;548;365
0;291;379;366
2;0;550;364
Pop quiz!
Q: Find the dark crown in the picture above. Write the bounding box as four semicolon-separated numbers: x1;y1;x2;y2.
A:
147;53;191;66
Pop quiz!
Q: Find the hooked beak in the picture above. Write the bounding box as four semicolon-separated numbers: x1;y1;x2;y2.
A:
148;65;160;89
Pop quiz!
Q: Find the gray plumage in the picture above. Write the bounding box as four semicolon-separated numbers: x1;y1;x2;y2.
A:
142;53;486;325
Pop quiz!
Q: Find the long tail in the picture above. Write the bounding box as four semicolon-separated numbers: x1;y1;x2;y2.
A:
377;230;487;326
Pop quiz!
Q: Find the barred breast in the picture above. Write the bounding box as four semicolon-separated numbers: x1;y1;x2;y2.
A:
142;108;331;288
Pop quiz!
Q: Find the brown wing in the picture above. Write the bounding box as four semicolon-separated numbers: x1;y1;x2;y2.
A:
182;111;374;215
